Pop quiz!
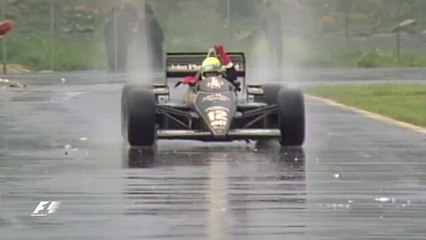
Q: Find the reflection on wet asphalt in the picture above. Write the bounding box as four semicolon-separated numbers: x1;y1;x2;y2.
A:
1;75;426;239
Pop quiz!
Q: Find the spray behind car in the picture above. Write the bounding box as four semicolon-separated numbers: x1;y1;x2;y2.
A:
104;0;164;84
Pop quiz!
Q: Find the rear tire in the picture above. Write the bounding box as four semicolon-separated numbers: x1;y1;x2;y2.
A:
126;89;157;147
122;84;152;104
277;89;305;146
256;83;284;105
256;83;286;129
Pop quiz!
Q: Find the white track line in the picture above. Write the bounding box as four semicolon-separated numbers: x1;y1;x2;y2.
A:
306;95;426;134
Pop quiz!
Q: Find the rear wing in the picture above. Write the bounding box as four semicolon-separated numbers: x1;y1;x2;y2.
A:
165;52;246;79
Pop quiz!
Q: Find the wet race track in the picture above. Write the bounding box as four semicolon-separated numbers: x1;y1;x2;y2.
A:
1;71;426;239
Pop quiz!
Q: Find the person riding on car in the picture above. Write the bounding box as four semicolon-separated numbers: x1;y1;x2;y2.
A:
200;57;224;79
176;45;240;90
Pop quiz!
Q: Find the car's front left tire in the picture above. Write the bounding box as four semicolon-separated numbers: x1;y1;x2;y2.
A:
126;88;157;147
277;88;305;146
121;84;153;140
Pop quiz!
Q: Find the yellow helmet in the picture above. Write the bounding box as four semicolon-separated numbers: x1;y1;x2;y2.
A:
201;57;222;78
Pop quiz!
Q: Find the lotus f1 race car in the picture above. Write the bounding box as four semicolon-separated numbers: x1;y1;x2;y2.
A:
121;52;305;147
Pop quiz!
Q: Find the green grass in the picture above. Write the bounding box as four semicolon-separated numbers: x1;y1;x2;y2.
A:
7;32;425;70
304;83;426;127
4;3;426;71
2;33;106;71
4;0;426;71
4;32;426;72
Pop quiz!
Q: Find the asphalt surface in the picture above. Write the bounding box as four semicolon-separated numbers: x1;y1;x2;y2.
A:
1;71;426;239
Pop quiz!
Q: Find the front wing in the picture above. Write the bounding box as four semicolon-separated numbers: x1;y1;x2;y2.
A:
157;129;281;141
155;102;280;141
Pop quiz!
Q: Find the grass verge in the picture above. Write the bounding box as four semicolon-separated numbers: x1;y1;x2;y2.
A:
304;83;426;127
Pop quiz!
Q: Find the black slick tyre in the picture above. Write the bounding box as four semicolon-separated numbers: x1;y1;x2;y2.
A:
121;84;152;139
257;83;285;128
277;89;305;146
256;83;284;105
126;88;157;147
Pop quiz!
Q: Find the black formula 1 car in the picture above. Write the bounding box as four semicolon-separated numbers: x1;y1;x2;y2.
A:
121;52;305;147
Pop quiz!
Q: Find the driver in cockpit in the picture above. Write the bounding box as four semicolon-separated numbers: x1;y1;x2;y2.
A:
176;45;240;90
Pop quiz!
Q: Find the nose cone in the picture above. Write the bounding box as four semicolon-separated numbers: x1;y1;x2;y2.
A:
194;92;236;138
205;106;233;137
